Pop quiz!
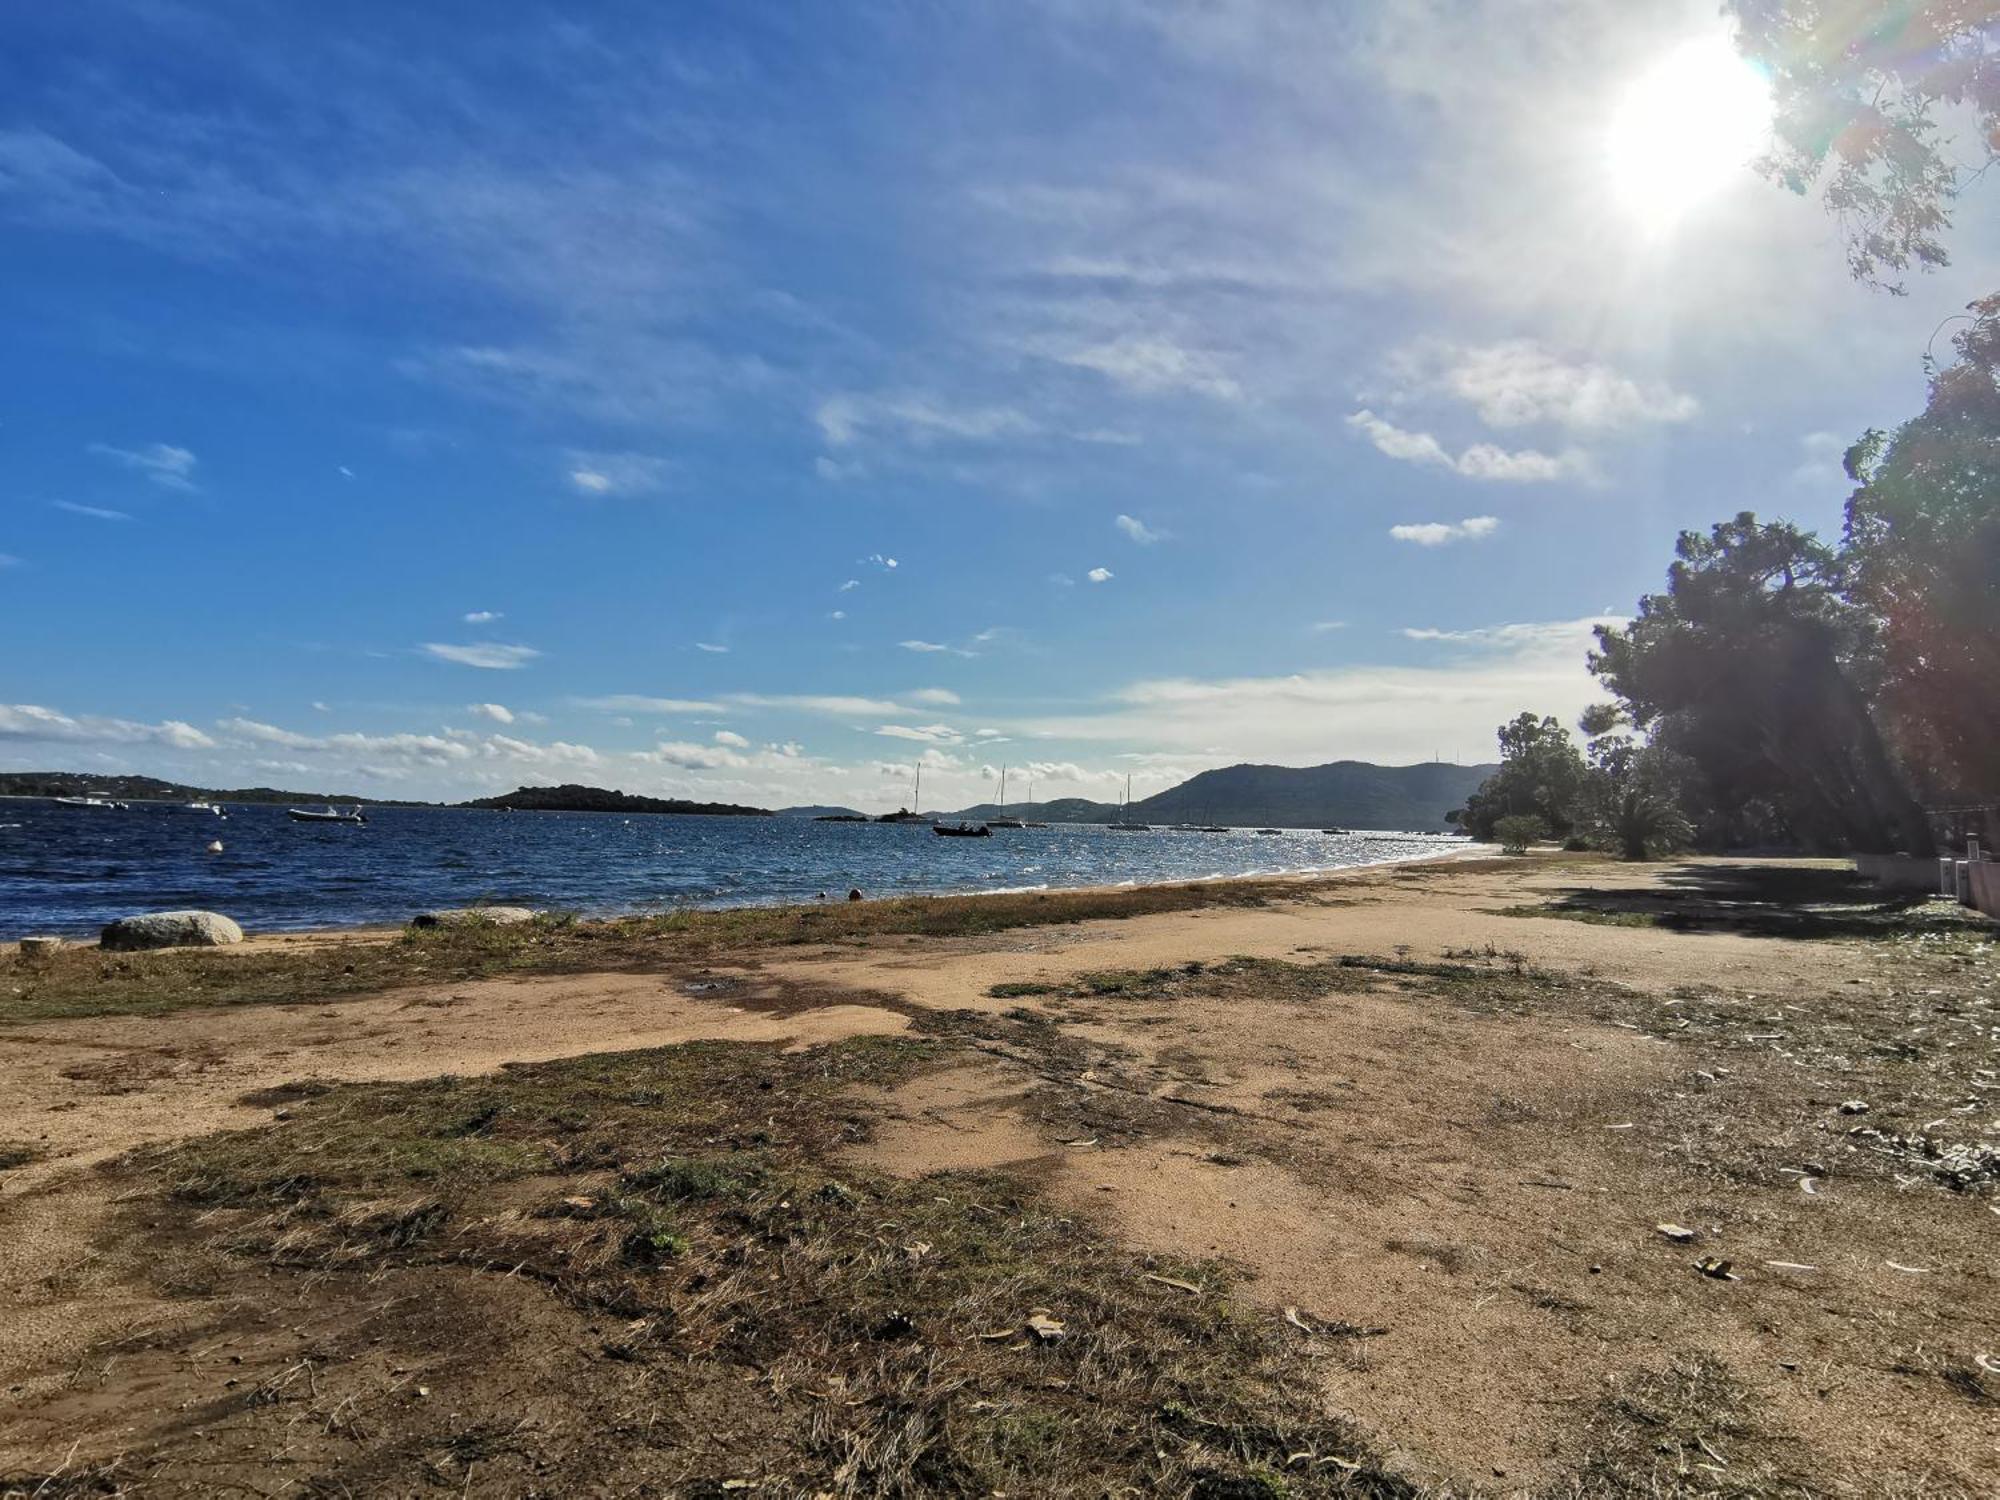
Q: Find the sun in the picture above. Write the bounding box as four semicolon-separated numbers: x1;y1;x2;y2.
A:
1607;36;1773;231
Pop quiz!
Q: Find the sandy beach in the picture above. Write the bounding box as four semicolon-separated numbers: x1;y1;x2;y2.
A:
1;852;1994;1495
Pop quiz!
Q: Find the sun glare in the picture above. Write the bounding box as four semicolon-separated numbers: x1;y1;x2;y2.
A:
1607;37;1773;231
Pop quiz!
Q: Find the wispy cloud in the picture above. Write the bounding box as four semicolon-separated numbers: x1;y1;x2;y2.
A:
462;609;503;624
816;393;1036;449
695;642;729;654
900;639;975;657
421;642;542;670
52;501;131;521
1114;513;1165;545
1047;336;1241;402
574;694;726;714
875;722;963;743
0;702;214;749
468;702;515;723
908;687;961;706
88;441;197;491
1395;340;1698;431
1087;566;1113;583
1388;517;1499;547
566;449;675;497
1347;411;1589;483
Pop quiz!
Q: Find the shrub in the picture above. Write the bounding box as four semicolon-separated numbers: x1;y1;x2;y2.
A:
1493;814;1547;855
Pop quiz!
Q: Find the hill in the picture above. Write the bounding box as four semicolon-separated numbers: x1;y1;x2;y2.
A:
457;784;771;816
1130;760;1495;830
775;805;868;819
0;771;412;806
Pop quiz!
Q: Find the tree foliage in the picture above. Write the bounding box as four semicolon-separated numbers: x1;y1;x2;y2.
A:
1842;293;2000;797
1729;0;2000;290
1590;513;1933;853
1456;713;1589;841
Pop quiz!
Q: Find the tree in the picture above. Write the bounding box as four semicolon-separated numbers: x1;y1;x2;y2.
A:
1841;294;2000;799
1578;704;1695;860
1590;513;1933;854
1456;712;1589;841
1728;1;2000;291
1493;815;1548;855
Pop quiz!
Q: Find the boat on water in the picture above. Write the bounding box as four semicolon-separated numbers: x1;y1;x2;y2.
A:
185;801;224;815
288;805;368;825
52;795;126;809
933;821;992;838
986;766;1025;829
1255;828;1285;835
876;763;936;824
1320;827;1351;835
1107;774;1150;831
1202;825;1230;833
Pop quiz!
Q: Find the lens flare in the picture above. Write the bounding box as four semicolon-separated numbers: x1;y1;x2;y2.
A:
1607;37;1773;231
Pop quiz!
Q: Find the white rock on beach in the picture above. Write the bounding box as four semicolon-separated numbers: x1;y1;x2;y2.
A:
99;911;245;950
409;906;540;929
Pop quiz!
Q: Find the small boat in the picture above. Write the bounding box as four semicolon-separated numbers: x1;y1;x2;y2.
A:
1320;827;1351;836
53;795;114;809
186;801;224;815
1256;828;1285;836
1202;825;1229;833
1107;773;1150;831
933;821;991;838
288;805;368;825
985;766;1026;828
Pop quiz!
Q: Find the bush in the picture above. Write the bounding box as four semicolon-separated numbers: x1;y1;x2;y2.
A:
1493;814;1547;855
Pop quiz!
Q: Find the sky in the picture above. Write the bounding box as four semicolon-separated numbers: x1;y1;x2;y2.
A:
3;0;1995;811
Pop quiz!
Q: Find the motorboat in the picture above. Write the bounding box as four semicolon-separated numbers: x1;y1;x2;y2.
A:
52;795;124;809
288;805;368;825
932;821;992;838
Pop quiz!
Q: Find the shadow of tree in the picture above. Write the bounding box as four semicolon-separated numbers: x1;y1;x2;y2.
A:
1520;862;1975;941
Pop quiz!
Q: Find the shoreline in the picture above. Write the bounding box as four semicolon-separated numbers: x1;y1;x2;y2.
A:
6;838;1495;949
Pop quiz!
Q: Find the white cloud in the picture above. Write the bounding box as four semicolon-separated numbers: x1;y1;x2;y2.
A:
816;393;1035;449
863;554;899;570
88;441;197;491
421;641;542;670
1049;572;1075;587
900;639;949;653
0;554;19;568
1418;341;1698;430
1310;620;1347;632
566;449;674;496
1388;517;1500;546
726;693;906;716
468;702;515;724
908;687;961;706
838;578;861;592
829;609;847;621
1049;336;1241;401
713;729;750;748
1115;513;1165;544
52;501;131;521
0;703;215;749
1347;411;1589;483
875;723;963;743
1002;616;1618;764
695;642;728;654
1087;567;1114;583
463;609;503;624
574;694;726;714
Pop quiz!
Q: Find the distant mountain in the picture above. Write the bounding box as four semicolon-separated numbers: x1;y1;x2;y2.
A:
776;804;867;819
1128;760;1496;831
0;771;414;806
459;784;770;816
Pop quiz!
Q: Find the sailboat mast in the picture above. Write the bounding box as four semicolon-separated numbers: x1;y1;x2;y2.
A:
913;761;921;816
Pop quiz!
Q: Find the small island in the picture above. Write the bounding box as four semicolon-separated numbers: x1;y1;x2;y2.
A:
456;783;772;817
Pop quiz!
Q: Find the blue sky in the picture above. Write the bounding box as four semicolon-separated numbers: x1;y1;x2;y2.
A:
3;0;1994;809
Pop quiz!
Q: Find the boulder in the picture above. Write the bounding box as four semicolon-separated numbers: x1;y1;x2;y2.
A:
100;911;244;951
18;936;65;958
409;906;540;929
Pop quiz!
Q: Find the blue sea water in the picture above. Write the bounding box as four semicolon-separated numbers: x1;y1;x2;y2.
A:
0;801;1467;939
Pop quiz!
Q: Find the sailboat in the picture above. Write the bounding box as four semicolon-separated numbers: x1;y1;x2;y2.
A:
1107;774;1150;831
1023;773;1049;829
987;766;1025;829
877;762;933;823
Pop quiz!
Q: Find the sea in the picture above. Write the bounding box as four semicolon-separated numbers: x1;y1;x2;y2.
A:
0;800;1469;939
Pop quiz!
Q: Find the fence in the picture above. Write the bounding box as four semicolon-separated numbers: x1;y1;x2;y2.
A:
1855;845;1998;920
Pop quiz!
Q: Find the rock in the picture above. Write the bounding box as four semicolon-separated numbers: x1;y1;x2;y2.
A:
100;911;244;951
1839;1100;1870;1116
408;906;539;929
848;888;864;902
18;936;65;958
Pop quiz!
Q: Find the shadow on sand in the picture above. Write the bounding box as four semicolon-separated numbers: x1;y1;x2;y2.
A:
1521;861;1975;941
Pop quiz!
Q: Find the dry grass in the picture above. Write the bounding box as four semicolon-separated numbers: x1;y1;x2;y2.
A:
1;879;1332;1025
58;1036;1407;1497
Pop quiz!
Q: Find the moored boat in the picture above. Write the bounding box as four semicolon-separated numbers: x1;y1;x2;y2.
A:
288;805;368;825
932;821;991;837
